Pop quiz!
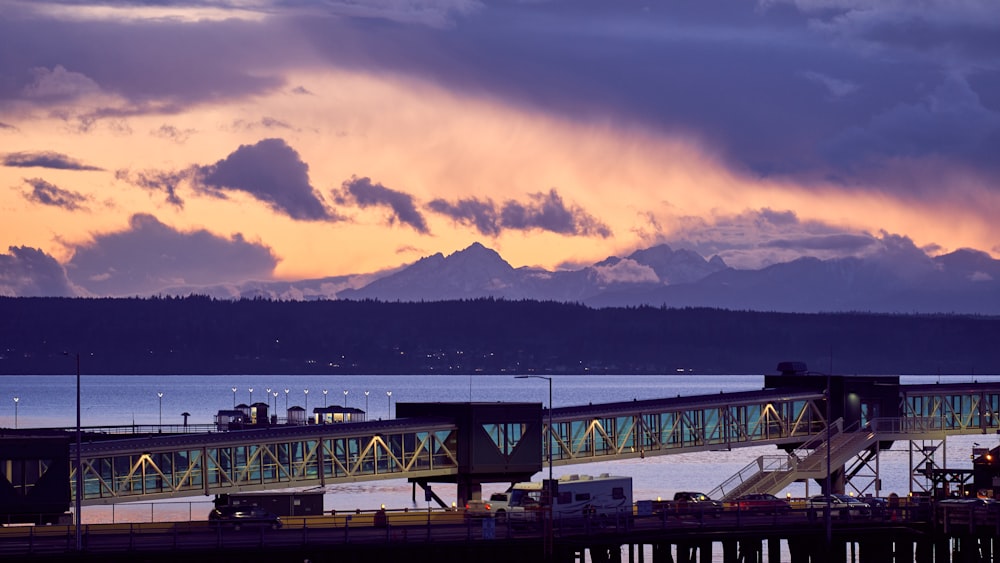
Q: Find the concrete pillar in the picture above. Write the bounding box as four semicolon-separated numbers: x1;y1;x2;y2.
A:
786;537;811;563
652;543;674;563
768;538;781;563
677;543;694;563
915;538;934;563
700;542;713;563
722;540;738;563
934;537;950;563
860;538;891;563
892;538;913;563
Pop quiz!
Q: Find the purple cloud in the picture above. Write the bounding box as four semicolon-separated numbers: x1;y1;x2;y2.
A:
3;151;103;171
501;190;611;238
334;176;429;233
65;213;279;296
22;178;90;211
427;197;500;236
115;168;188;207
0;246;78;297
428;189;610;238
194;138;334;221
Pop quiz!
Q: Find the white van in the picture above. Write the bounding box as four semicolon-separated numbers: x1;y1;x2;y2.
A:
507;473;632;525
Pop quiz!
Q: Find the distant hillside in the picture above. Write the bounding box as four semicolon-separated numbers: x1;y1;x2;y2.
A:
1;297;998;376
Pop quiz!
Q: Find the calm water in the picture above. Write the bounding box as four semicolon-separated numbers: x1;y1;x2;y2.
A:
2;373;998;520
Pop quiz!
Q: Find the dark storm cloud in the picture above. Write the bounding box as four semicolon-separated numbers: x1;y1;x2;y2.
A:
288;0;1000;186
823;75;1000;172
115;168;189;207
0;122;17;130
5;0;999;195
0;11;285;113
502;190;611;237
0;246;78;297
194;138;334;221
22;178;90;211
334;176;429;233
428;189;610;238
426;197;500;236
3;151;103;171
65;213;278;296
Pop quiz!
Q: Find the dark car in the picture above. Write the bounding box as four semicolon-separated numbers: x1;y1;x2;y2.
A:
806;494;871;519
735;493;791;514
672;492;724;516
208;505;283;530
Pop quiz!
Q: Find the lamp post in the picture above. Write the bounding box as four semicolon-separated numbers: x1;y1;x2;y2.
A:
344;390;349;408
323;389;328;407
248;387;253;405
516;375;553;559
304;389;309;414
284;388;289;411
515;376;553;484
12;396;18;429
61;352;81;551
386;390;392;419
157;392;163;427
231;387;237;408
364;390;370;417
825;371;833;553
266;388;272;411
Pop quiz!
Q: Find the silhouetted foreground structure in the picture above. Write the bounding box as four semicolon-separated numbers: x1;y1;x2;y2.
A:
3;296;1000;375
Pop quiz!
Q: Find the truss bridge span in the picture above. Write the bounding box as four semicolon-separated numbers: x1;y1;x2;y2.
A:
47;377;1000;506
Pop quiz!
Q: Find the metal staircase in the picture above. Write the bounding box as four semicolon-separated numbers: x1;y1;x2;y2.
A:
709;419;880;500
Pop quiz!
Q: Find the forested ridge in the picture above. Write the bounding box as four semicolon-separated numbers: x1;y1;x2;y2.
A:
1;296;998;376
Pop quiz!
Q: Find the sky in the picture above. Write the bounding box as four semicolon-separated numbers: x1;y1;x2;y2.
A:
1;0;999;298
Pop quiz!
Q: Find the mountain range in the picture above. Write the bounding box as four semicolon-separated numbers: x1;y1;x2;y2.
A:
167;242;1000;315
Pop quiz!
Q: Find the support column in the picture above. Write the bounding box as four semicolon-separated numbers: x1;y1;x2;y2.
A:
892;538;913;563
700;542;713;563
768;538;781;563
652;543;673;563
722;540;738;563
860;537;891;563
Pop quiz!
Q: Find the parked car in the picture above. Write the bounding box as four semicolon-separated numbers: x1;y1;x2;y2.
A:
735;493;791;514
807;494;871;519
672;492;724;516
465;492;514;520
208;505;283;530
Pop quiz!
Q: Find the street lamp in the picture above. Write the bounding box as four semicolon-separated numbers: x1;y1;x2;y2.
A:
12;396;18;429
231;387;237;408
343;389;349;408
157;392;163;427
304;389;309;413
323;389;328;407
386;390;392;418
517;375;554;559
248;387;253;405
515;376;554;485
62;352;82;552
364;390;370;417
284;388;289;411
266;388;272;410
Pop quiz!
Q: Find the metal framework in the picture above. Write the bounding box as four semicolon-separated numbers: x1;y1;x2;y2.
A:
66;382;1000;504
547;390;828;465
74;420;459;505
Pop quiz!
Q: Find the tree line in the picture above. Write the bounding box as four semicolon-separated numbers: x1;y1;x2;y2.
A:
1;296;998;376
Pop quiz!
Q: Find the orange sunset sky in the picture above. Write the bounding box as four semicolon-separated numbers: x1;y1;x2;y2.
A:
2;0;999;297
